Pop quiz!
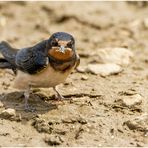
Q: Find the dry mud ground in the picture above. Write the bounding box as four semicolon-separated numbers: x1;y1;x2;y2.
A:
0;1;148;147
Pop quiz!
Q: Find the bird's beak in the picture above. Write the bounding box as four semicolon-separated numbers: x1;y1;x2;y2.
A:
59;45;65;53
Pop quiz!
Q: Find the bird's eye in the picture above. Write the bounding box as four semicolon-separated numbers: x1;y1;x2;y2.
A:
51;40;58;46
67;42;73;48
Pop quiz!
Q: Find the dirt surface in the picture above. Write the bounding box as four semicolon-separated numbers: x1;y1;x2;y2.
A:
0;1;148;147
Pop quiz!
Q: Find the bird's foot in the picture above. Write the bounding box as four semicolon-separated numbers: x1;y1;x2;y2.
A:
24;86;36;112
53;86;65;102
24;104;36;112
50;94;65;105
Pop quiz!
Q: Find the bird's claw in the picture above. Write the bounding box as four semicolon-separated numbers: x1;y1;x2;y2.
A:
51;94;65;105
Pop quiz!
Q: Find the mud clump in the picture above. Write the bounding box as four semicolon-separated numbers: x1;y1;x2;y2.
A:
0;108;22;121
0;108;16;118
32;118;53;134
44;135;64;146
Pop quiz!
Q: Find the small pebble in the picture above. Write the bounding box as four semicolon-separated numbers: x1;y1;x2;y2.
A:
81;75;88;80
2;82;10;87
87;63;122;76
98;144;102;147
144;131;148;137
0;108;16;118
118;94;143;107
111;135;114;139
64;81;70;85
44;135;63;146
96;47;134;66
77;66;87;73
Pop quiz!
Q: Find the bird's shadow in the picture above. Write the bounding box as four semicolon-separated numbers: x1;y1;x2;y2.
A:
0;91;57;121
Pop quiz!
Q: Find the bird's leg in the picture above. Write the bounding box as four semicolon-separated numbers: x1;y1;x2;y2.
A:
24;86;35;112
53;86;64;100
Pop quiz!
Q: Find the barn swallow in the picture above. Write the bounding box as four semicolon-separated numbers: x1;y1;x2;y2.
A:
0;32;80;111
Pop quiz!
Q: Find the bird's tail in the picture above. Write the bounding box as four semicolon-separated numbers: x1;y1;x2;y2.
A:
0;41;18;74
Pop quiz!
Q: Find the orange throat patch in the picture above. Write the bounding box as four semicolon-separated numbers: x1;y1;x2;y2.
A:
48;47;74;60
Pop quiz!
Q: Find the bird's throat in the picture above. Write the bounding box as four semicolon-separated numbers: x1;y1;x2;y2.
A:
48;47;74;61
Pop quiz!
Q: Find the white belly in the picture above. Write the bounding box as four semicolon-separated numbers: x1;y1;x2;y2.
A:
13;65;73;90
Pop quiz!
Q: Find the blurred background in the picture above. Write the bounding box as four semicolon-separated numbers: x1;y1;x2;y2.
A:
0;1;148;50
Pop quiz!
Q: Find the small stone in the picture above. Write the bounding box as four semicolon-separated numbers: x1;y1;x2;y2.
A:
98;144;102;147
0;108;16;118
63;79;72;86
0;101;4;108
144;131;148;137
118;94;143;108
124;113;148;131
96;47;134;66
86;63;122;76
76;66;87;73
136;142;144;147
2;82;10;87
78;117;87;124
44;135;63;146
81;75;88;80
62;117;76;124
111;135;114;139
64;81;70;85
33;118;52;134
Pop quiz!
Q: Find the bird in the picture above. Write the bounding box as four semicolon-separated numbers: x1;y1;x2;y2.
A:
0;32;80;111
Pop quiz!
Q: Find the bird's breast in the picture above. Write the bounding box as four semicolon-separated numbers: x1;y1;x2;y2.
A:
13;64;73;90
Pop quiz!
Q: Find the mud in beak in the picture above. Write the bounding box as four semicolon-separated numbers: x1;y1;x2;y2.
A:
59;46;65;53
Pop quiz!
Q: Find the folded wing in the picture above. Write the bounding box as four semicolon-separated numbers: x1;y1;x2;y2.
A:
15;40;49;74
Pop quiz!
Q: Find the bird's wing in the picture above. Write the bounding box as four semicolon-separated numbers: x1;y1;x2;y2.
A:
15;40;49;74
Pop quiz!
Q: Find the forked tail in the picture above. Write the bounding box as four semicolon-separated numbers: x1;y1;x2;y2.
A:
0;41;18;74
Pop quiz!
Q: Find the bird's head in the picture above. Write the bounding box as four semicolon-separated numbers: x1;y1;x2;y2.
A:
47;32;75;61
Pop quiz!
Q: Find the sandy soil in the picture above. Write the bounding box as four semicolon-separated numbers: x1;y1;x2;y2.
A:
0;1;148;147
